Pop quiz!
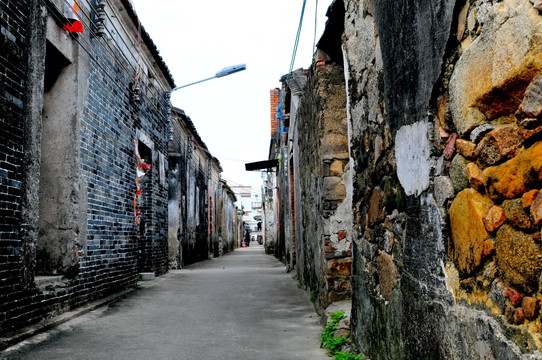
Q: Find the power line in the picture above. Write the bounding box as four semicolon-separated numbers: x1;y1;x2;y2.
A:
313;0;319;54
223;178;262;193
288;0;307;75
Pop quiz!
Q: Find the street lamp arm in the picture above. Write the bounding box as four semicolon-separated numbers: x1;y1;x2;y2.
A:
170;64;246;93
170;76;217;92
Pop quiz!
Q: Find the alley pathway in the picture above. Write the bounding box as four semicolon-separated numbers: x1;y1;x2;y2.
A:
2;245;329;360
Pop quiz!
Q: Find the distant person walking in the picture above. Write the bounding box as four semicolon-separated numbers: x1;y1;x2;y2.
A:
245;230;251;247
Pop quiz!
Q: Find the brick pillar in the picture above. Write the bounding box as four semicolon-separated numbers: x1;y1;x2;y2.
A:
270;88;280;135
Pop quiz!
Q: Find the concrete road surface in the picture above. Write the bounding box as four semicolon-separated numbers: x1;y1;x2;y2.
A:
2;244;330;360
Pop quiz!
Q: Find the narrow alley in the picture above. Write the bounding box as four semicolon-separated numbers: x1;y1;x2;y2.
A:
1;244;329;360
4;0;542;358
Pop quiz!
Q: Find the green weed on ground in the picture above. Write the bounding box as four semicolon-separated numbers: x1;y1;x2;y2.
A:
310;289;317;303
320;310;364;360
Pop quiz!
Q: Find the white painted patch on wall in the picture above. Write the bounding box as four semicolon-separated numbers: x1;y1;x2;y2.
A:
395;120;431;196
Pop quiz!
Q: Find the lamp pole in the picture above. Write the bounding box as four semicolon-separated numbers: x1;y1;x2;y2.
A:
170;64;246;92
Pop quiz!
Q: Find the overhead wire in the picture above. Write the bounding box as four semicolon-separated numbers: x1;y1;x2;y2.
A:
222;178;263;195
288;0;307;76
284;0;308;100
313;0;318;54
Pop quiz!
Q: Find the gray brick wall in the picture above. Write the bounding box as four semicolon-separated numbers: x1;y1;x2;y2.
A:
0;1;26;246
168;109;211;267
0;0;33;333
0;0;170;336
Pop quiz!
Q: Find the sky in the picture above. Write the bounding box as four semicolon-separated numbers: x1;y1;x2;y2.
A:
130;0;332;198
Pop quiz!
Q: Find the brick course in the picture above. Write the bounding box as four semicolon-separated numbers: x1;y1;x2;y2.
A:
270;88;280;135
0;0;171;336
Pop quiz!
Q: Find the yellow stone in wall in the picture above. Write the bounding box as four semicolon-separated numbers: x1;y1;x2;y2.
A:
483;141;542;200
449;188;494;275
377;251;397;302
330;160;344;176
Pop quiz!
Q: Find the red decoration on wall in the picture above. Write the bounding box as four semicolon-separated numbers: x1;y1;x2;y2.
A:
63;0;84;33
64;20;84;33
142;163;152;171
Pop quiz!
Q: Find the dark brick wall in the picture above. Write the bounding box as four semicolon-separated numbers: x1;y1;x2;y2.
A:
168;109;211;267
79;47;138;290
0;1;26;258
78;7;169;282
0;0;170;337
0;0;34;334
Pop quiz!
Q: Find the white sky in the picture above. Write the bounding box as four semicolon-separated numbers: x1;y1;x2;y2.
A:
131;0;332;196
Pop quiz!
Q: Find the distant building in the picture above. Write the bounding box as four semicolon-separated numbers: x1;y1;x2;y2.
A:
168;107;227;266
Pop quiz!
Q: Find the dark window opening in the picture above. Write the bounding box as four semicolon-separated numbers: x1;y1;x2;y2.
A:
138;142;152;165
44;41;70;92
284;91;291;115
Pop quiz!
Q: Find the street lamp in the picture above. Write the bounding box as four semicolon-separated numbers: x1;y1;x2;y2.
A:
170;64;247;92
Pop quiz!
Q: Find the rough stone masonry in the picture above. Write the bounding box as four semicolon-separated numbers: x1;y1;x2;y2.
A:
341;0;542;358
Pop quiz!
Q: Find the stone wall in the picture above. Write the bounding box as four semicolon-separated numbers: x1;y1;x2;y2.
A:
293;56;352;307
343;0;542;358
264;4;353;308
446;0;542;351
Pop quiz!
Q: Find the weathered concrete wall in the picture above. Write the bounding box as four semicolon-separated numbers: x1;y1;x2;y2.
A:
38;16;89;277
222;183;237;253
167;111;238;267
262;168;278;255
186;148;209;264
167;109;187;268
217;180;238;254
343;0;542;357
